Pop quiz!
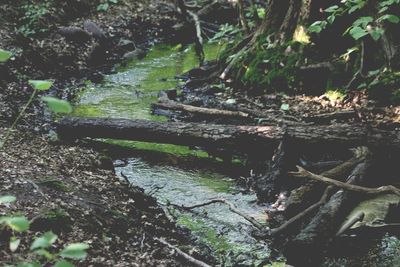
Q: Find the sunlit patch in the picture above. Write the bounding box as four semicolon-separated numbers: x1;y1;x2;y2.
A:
293;25;310;44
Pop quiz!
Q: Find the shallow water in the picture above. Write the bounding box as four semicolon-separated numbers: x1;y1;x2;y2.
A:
72;44;270;266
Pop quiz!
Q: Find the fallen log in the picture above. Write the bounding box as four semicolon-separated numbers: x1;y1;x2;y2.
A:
57;117;400;154
284;161;371;266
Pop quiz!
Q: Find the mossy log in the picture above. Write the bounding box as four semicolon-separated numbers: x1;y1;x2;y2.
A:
57;117;400;154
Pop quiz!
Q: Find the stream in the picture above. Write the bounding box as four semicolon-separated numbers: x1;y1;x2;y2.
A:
70;44;400;267
72;44;271;266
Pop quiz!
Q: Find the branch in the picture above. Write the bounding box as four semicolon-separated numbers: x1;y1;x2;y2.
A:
155;238;212;267
290;166;400;196
270;185;332;236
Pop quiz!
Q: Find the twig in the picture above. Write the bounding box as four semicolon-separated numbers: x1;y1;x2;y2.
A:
177;199;266;231
120;171;131;185
290;166;400;196
155;238;212;267
270;186;332;236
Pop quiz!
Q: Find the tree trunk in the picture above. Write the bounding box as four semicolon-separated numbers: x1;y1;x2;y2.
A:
57;117;400;153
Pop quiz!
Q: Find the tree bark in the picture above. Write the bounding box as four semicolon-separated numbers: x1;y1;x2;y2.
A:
57;117;400;153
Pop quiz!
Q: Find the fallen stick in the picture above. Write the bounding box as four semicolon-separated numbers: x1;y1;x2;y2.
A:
270;188;332;236
177;198;266;231
285;147;370;216
290;165;400;196
155;238;212;267
152;102;250;119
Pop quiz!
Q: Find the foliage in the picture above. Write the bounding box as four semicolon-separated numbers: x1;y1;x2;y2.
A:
97;0;119;12
18;1;52;37
209;24;241;44
0;75;73;150
362;69;400;104
0;196;89;266
239;36;302;93
309;0;400;41
0;49;13;63
41;97;73;114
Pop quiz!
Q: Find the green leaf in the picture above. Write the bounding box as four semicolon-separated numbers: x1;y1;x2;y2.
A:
0;195;16;204
10;238;21;252
7;216;30;232
41;97;73;114
60;243;89;260
378;14;400;24
109;0;118;3
0;49;13;63
28;80;53;91
280;104;290;111
325;5;339;13
97;3;109;11
349;26;368;40
54;260;75;267
327;15;336;24
34;249;54;260
309;21;326;33
30;231;58;250
353;16;373;27
370;28;385;41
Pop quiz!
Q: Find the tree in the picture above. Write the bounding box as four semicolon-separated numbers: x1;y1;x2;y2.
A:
219;0;400;100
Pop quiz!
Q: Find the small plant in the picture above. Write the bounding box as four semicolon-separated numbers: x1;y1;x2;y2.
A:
97;0;118;12
18;2;51;37
309;0;400;41
1;196;89;267
209;24;241;44
0;49;13;63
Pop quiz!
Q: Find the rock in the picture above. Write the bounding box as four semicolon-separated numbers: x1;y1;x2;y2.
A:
58;26;91;43
225;98;237;105
87;44;107;67
83;20;107;41
122;48;146;61
118;39;136;51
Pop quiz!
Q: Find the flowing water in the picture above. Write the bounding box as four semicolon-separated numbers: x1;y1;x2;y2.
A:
72;44;271;266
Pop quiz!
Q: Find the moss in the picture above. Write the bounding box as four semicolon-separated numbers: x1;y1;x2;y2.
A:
30;208;72;233
39;177;70;192
104;139;209;158
177;215;230;254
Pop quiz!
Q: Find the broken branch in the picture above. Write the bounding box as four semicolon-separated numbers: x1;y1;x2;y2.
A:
290;165;400;196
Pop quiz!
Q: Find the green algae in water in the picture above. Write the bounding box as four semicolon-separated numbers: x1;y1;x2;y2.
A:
74;42;270;266
72;43;224;154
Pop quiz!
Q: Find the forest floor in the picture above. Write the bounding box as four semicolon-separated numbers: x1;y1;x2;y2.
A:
0;0;205;266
